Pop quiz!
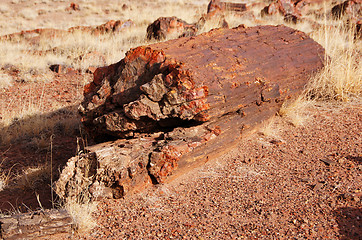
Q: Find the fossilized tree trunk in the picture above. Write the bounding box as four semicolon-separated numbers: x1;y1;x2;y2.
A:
0;209;74;239
56;25;325;200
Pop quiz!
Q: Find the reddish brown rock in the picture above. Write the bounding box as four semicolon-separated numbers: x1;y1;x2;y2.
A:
66;2;80;11
146;0;249;40
261;0;302;19
207;0;225;15
146;17;197;40
1;20;134;44
56;25;325;200
69;19;134;35
49;64;75;74
292;0;328;16
92;19;134;34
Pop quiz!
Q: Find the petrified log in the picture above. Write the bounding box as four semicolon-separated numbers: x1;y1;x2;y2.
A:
56;25;325;200
0;19;134;43
207;0;247;14
0;209;74;239
147;0;249;40
69;19;134;35
146;17;197;40
223;2;248;12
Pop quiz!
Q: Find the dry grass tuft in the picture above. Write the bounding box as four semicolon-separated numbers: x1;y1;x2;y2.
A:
279;97;313;127
306;23;362;101
65;199;98;233
258;117;282;138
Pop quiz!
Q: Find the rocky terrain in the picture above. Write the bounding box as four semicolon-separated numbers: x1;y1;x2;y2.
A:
0;0;361;239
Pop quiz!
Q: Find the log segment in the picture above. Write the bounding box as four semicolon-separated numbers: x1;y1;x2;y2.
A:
0;209;74;239
56;25;325;200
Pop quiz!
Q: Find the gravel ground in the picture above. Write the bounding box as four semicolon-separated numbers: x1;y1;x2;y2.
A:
66;101;361;239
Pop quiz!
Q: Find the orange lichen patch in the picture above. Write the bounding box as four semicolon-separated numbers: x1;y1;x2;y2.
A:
124;47;166;66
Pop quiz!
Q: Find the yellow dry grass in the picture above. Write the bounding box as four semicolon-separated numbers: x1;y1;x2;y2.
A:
65;198;98;233
307;23;362;101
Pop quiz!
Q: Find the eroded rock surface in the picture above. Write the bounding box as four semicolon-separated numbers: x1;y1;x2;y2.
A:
146;17;197;40
56;25;325;200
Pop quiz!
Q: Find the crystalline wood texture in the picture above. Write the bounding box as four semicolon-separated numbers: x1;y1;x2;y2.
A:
56;25;325;200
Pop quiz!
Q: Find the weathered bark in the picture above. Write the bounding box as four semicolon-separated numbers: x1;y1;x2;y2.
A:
223;2;248;12
56;25;325;200
0;209;74;240
207;0;247;14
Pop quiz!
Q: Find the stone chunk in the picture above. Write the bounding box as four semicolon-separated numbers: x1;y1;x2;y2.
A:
140;74;167;101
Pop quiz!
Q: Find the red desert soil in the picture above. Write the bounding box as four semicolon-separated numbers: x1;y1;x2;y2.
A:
66;101;360;239
0;71;361;239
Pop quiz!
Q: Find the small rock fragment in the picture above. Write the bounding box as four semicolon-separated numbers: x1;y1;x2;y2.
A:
320;158;335;166
140;74;167;102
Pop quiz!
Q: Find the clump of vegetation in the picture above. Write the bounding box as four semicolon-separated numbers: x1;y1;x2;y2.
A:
307;23;361;101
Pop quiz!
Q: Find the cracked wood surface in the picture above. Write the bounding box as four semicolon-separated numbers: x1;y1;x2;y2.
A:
0;209;74;240
56;25;325;200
